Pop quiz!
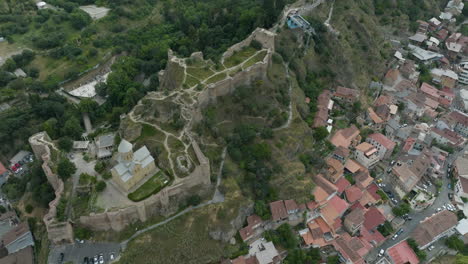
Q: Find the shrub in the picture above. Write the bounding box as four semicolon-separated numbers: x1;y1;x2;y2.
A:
96;181;106;192
25;204;33;214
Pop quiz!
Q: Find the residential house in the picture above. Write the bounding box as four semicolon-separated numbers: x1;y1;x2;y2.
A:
436;28;449;41
344;207;364;235
354;143;380;168
332;146;350;163
385;118;400;140
111;139;158;192
0;161;8;179
248;239;281;264
329;125;361;149
333;86;360;103
459;61;468;85
454;156;468;199
313;174;338;205
269;201;288;222
95;133;115;159
0;246;34;264
384;69;400;86
428;17;442;31
411;210;458;249
407;44;444;63
333;233;372;264
325;158;344;183
239;215;263;242
354;169;373;190
386;240;419;264
446;33;468;59
345;186;363;204
313;90;333;128
430;68;458;89
399;60;420;84
430;127;465;147
449;111;468;137
335;177;351;196
367;107;384;127
366;133;396;160
284;200;299;215
1;222;34;255
363;207;386;232
391;149;431;195
420;82;454;106
409;33;428;45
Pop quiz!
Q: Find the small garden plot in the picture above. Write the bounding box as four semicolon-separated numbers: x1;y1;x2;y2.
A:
186;66;214;81
223;46;257;68
242;50;267;70
205;72;227;84
127;171;170;202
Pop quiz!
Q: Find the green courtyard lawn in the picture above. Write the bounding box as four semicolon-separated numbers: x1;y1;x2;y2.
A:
127;171;170;202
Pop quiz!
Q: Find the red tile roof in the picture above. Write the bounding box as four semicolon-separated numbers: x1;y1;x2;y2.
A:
403;137;416;152
345;186;363;203
360;226;385;245
366;183;381;201
387;240;420;264
363;207;386;230
411;210;458;248
335;177;351;194
239;225;254;241
420;82;440;99
284;199;299;213
449;111;468;126
314;174;338;195
328;195;349;216
0;161;7;175
269;201;287;221
334;86;360;100
247;214;262;227
367;133;396;150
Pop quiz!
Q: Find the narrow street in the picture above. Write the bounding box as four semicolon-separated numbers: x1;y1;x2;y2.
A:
366;144;468;263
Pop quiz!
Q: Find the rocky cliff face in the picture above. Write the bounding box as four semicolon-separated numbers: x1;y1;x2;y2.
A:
209;203;253;242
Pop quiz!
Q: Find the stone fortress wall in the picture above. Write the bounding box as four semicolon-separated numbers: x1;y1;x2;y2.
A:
76;28;276;232
196;28;276;110
29;132;74;245
78;141;210;231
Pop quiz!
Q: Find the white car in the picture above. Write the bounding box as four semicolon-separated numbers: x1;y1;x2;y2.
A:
436;207;441;212
378;249;385;257
428;245;435;251
110;253;115;260
392;234;398;240
99;254;104;264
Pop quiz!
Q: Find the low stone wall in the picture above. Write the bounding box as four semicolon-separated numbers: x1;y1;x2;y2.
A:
79;141;211;231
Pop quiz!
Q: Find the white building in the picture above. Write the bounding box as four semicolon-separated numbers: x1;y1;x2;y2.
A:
459;61;468;85
354;142;380;168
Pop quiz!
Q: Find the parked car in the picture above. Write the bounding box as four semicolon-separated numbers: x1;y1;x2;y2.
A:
110;253;115;260
378;249;385;257
396;228;404;236
448;193;453;199
448;183;452;189
428;245;435;251
59;253;64;263
99;254;104;264
392;234;399;240
436;207;442;212
83;257;89;264
94;256;98;264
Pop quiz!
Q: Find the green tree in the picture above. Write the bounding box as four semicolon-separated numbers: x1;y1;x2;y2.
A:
254;200;271;220
70;10;91;29
58;137;73;152
78;98;98;114
25;204;33;214
186;195;201;206
445;235;465;251
57;158;77;180
63;116;83;139
96;181;106;192
313;126;329;141
94;161;106;173
392;203;411;216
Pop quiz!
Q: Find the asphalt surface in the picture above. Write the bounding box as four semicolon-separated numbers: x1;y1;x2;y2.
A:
366;144;468;263
48;242;120;264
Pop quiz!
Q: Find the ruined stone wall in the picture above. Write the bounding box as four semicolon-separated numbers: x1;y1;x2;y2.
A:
79;141;211;231
222;28;276;59
29;132;74;244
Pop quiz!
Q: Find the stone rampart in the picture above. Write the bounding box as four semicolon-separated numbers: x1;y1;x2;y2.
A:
29;132;74;244
79;141;211;231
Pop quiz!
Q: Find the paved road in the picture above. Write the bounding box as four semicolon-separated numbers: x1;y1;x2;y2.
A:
366;144;468;263
48;242;120;264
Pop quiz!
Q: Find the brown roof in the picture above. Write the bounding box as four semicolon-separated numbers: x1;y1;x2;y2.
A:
326;158;344;183
345;186;363;203
247;215;262;227
355;169;373;189
374;95;393;106
330;125;360;148
460;177;468;194
345;159;363;173
368;107;383;124
284;200;299;213
333;146;350;159
2;222;29;246
356;142;375;153
411;210;458;248
384;68;400;84
0;246;34;264
334;86;360;100
333;234;363;263
314;174;338;195
345;207;365;227
367;133;396;150
449;111;468;127
239;225;254;241
269;201;287;221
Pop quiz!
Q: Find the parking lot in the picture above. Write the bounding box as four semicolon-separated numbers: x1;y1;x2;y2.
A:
48;242;121;264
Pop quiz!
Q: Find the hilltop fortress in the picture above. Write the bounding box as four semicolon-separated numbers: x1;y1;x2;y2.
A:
32;28;277;238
